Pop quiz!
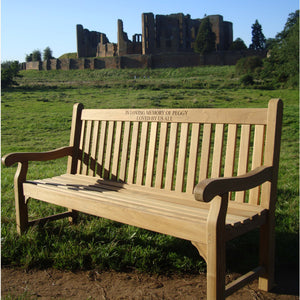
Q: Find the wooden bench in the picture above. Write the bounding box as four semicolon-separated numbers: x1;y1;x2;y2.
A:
2;99;283;299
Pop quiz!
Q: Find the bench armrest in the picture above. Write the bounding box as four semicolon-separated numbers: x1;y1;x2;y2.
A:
2;146;73;167
194;166;273;202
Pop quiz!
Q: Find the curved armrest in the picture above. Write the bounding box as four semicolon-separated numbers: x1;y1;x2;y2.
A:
194;166;273;202
2;146;73;167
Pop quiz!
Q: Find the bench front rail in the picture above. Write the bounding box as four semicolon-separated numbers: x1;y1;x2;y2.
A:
2;99;283;299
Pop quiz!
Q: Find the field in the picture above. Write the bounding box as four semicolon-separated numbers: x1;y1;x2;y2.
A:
1;66;298;287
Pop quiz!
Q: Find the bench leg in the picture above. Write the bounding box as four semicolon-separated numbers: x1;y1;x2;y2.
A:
206;230;226;300
258;221;275;291
14;162;29;235
206;194;228;300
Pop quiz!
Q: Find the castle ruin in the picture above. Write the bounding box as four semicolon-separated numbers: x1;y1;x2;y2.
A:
23;13;267;71
77;13;233;58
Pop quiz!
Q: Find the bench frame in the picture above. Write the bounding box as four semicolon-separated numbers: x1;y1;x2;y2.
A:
2;99;283;299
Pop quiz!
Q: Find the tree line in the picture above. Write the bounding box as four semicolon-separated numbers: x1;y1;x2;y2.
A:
25;46;54;62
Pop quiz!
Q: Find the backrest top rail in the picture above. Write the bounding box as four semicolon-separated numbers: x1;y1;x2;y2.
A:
81;108;268;125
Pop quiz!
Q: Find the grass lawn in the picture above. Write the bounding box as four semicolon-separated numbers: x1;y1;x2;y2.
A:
1;66;298;274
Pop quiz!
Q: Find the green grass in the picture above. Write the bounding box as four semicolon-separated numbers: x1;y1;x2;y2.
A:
1;66;298;275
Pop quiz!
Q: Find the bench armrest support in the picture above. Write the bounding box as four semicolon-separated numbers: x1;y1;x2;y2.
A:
194;166;273;202
2;146;73;167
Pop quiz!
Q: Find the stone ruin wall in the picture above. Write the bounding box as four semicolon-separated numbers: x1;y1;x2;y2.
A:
24;50;267;71
76;13;233;60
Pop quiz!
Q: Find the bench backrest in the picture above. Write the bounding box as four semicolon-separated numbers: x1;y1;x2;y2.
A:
67;99;282;209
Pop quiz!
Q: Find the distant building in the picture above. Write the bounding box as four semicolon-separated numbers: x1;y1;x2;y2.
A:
76;13;233;58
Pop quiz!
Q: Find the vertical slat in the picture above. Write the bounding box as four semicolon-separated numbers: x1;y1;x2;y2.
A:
165;123;178;190
119;121;130;182
175;123;189;193
77;120;86;174
186;123;200;193
154;123;168;188
111;121;122;180
67;103;83;174
235;124;251;202
127;122;139;184
211;124;224;178
224;124;237;177
145;122;158;187
96;121;107;177
249;125;265;205
224;124;237;200
89;121;100;176
103;121;114;179
199;123;212;181
82;120;92;175
136;122;149;185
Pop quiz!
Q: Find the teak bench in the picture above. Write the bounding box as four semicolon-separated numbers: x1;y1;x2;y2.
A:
2;99;283;299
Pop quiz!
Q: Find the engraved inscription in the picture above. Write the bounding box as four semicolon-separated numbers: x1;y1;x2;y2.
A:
125;109;188;122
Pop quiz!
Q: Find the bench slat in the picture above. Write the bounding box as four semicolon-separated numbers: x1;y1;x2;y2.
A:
89;121;100;176
199;123;212;181
249;125;265;205
127;122;139;184
175;123;189;192
236;125;251;202
119;121;130;182
154;123;168;188
77;119;86;174
224;124;238;200
145;122;158;187
96;121;107;177
103;121;114;179
186;123;200;193
111;121;122;180
136;122;149;185
82;120;92;175
211;124;224;178
165;123;178;190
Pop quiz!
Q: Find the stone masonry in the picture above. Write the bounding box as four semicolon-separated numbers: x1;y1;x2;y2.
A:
76;13;233;58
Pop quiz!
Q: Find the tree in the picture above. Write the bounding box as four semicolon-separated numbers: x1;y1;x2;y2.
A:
43;47;54;60
26;50;41;62
193;17;216;54
249;20;266;50
32;50;42;61
25;53;33;62
230;38;247;50
262;10;299;87
1;61;22;88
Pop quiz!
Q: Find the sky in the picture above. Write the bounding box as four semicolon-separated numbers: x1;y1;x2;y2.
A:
1;0;299;63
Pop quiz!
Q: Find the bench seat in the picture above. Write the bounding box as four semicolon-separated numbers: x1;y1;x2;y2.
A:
24;174;268;243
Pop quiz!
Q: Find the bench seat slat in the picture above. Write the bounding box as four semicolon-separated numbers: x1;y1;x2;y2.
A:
24;174;267;241
60;174;268;216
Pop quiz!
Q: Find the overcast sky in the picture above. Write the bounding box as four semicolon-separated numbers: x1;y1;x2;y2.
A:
1;0;299;62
